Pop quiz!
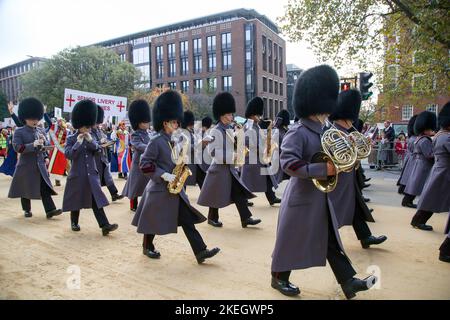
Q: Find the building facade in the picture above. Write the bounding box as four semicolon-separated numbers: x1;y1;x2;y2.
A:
0;57;47;102
286;64;303;119
96;9;287;118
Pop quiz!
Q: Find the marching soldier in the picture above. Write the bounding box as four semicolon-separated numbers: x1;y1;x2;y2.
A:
197;92;261;228
122;100;152;211
402;111;437;211
271;65;377;299
181;110;204;188
328;89;386;249
63;100;118;235
8;97;62;219
410;103;450;235
197;116;214;185
131;90;220;263
91;106;124;202
240;97;281;206
397;115;418;196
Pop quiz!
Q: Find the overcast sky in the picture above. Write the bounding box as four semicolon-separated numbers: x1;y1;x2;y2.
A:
0;0;320;69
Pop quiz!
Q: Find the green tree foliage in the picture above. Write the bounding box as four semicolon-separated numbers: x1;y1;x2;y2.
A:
20;46;141;111
0;90;9;121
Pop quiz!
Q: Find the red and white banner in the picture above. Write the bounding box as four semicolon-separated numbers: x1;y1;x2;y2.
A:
63;88;127;120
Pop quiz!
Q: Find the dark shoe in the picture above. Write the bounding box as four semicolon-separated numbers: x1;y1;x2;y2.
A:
130;208;136;212
247;201;254;207
269;198;281;206
271;277;300;297
46;209;63;219
439;253;450;263
411;223;433;231
55;180;61;186
71;223;81;232
208;219;223;228
24;211;32;218
111;194;125;202
341;276;377;300
364;178;371;182
196;247;220;264
241;217;262;228
143;248;161;259
369;208;374;214
369;165;375;169
362;184;371;189
361;235;387;249
102;223;118;236
363;197;371;203
402;199;417;208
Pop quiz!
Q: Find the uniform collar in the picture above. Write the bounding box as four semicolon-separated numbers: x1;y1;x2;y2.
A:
333;122;350;133
300;118;324;135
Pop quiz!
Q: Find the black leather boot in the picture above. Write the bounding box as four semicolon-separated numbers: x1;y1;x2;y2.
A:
24;211;32;218
71;223;81;232
269;198;281;206
111;194;124;202
46;209;63;219
361;235;387;249
102;223;118;236
196;247;220;264
341;275;377;299
271;277;300;297
143;247;161;259
208;219;223;228
411;222;433;231
241;217;262;228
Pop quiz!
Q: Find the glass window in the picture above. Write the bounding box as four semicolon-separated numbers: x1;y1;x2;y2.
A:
181;80;189;93
193;38;202;54
269;79;273;93
194;79;203;94
263;77;267;92
223;76;232;92
157;62;164;79
156;46;164;61
206;78;217;93
262;36;267;72
207;36;216;52
208;53;216;72
194;55;202;74
274;81;278;95
221;33;231;50
402;105;413;121
245;49;252;68
168;59;176;77
180;57;189;76
180;41;189;56
133;47;149;64
279;47;283;77
169;82;177;90
280;83;283;96
168;43;176;59
426;104;438;115
222;51;232;70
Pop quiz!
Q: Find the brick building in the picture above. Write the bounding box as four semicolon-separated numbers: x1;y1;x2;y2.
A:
0;57;47;102
96;8;287;118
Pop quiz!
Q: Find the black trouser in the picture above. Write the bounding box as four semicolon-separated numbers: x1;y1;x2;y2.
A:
265;176;277;203
411;210;434;226
273;213;356;285
356;168;365;190
440;237;450;256
398;184;405;194
196;165;206;189
107;184;118;196
119;172;127;178
143;200;206;255
353;204;372;240
208;177;252;222
402;193;416;204
21;176;56;213
70;195;109;228
131;197;138;210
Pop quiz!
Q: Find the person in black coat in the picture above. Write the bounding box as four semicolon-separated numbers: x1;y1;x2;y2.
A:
383;121;395;165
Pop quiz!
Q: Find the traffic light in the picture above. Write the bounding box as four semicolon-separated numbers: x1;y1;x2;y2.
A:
340;82;351;91
359;72;373;100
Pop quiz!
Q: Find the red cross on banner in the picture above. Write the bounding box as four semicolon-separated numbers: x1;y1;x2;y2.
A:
66;94;75;107
116;101;125;112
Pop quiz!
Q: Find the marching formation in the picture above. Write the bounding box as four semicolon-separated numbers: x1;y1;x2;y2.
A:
2;63;449;299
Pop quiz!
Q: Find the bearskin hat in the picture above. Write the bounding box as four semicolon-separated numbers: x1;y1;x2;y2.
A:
71;99;98;129
438;101;450;129
202;116;213;129
18;97;44;123
329;89;362;122
96;105;105;124
353;119;364;133
276;109;291;127
182;110;195;129
407;114;418;137
128;99;151;130
245;97;264;118
293;65;339;119
213;92;236;120
414;111;437;135
152;90;184;132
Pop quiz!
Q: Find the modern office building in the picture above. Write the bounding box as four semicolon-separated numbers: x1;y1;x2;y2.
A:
95;8;287;118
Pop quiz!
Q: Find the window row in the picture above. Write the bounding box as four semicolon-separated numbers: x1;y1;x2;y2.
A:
155;76;232;94
262;77;284;96
262;35;283;77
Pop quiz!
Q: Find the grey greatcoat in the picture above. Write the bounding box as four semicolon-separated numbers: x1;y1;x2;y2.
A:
417;132;450;213
122;129;152;198
8;125;57;199
91;127;115;188
197;122;256;209
62;132;109;212
404;136;434;196
398;136;417;186
131;131;206;235
271;118;349;272
240;122;279;192
275;126;290;184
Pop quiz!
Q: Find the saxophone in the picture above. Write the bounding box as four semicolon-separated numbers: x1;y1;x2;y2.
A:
262;120;278;164
227;121;249;167
311;118;358;193
167;135;192;194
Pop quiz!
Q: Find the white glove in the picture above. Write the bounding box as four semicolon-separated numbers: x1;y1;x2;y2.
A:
100;138;107;144
203;135;214;142
161;172;176;183
84;133;93;142
77;134;85;143
33;139;43;147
